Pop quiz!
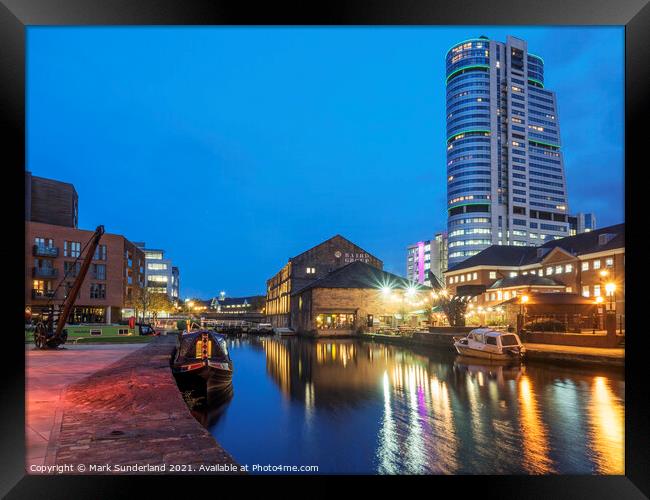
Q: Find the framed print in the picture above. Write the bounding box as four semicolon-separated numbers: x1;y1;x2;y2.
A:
1;0;647;497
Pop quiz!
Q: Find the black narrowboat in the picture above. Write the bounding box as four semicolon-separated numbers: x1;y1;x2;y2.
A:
172;330;233;391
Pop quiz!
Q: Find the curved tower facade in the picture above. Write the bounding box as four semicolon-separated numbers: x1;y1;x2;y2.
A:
445;35;569;268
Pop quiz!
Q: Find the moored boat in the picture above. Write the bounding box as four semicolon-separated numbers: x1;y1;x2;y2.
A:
274;327;296;336
453;328;526;361
172;330;233;391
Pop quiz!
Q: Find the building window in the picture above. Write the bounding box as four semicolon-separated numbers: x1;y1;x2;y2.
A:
64;261;80;278
509;272;518;278
581;262;589;271
546;267;553;276
93;264;106;280
605;257;614;267
35;237;53;248
306;267;316;274
64;241;81;258
473;272;478;280
593;260;601;270
555;265;563;274
565;264;573;273
90;283;106;299
593;285;601;297
489;271;496;279
148;263;167;270
315;313;355;330
460;275;465;282
94;244;107;261
582;285;590;298
566;287;572;293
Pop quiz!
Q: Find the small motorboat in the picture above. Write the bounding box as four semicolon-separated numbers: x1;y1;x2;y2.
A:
274;327;296;336
172;329;233;391
453;328;526;361
251;323;274;334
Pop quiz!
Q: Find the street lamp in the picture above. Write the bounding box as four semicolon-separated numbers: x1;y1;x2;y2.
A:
605;282;616;312
519;295;529;333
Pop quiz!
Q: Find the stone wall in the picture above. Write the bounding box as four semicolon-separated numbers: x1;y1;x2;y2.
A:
292;287;420;336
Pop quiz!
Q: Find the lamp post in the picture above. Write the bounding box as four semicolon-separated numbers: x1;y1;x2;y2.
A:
605;282;616;312
518;295;529;334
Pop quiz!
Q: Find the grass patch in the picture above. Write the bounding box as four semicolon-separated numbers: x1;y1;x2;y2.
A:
71;336;154;344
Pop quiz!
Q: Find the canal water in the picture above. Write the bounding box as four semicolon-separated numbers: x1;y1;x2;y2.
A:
204;335;624;475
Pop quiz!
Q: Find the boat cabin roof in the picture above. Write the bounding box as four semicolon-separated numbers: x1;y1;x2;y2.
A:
469;328;502;337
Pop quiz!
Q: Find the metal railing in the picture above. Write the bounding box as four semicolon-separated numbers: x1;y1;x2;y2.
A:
32;267;58;278
32;289;56;299
33;245;59;257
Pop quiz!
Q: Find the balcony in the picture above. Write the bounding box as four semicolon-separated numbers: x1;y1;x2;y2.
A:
33;267;58;279
32;289;55;299
33;245;59;258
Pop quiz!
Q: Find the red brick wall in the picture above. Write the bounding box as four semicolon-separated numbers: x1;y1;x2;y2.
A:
26;221;139;318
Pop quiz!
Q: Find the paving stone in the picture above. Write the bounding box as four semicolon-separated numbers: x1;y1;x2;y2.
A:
44;336;239;474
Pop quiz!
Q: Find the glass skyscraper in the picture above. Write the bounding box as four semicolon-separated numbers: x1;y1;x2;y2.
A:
446;35;570;267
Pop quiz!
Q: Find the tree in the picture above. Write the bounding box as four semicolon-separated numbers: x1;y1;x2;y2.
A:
438;294;470;327
428;270;470;327
132;287;152;322
148;293;174;323
132;288;173;323
249;295;266;313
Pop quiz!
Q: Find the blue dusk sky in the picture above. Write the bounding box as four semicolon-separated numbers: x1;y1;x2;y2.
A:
27;27;624;298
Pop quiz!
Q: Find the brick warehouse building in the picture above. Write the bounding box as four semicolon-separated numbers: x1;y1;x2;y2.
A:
266;235;383;328
443;224;624;324
290;261;432;336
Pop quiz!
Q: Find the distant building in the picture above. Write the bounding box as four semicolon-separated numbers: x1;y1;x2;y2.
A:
134;244;180;301
25;171;78;228
406;231;448;286
568;212;597;236
210;295;266;314
290;261;432;336
266;235;383;328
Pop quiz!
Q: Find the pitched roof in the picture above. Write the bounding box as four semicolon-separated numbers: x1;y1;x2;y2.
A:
488;275;565;289
291;260;430;295
447;246;538;272
540;223;624;254
447;223;624;273
290;234;380;263
217;296;264;306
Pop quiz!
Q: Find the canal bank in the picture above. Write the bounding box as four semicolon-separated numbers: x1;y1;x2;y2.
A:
39;336;239;474
358;331;624;368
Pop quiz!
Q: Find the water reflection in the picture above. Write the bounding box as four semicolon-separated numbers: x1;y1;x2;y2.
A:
518;375;554;473
209;336;624;474
588;377;625;474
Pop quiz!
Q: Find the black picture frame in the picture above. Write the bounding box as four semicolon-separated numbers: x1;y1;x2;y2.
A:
1;0;647;496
